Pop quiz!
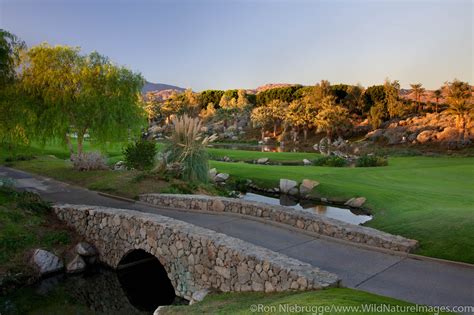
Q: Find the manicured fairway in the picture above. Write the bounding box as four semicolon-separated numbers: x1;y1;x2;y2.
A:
210;157;474;263
207;147;319;162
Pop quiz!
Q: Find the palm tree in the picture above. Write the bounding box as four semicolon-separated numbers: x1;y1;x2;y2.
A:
443;80;473;142
433;89;442;113
410;83;425;113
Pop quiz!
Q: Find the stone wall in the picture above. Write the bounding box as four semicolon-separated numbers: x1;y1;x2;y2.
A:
53;204;340;300
139;194;418;253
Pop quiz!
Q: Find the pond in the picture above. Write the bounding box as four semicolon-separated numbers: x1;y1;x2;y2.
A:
208;143;316;153
0;255;186;315
241;192;372;225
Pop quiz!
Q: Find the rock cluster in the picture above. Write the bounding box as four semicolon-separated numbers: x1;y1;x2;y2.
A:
53;204;340;301
140;194;418;253
365;113;474;145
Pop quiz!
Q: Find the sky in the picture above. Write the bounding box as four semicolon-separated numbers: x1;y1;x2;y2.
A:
1;0;472;91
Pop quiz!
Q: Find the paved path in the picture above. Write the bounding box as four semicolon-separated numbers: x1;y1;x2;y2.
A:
1;166;473;308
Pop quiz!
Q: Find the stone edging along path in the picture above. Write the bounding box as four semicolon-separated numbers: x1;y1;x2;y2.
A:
53;204;340;299
139;194;419;253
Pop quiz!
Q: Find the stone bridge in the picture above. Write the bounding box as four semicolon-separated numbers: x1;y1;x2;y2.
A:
53;204;340;301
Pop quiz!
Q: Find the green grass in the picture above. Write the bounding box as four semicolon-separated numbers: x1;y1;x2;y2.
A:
0;187;76;292
209;157;474;263
207;147;319;163
162;288;448;315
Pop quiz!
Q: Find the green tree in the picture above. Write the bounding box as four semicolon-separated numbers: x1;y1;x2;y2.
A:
286;97;315;142
314;95;351;141
369;102;386;129
433;89;442;113
0;30;29;146
443;80;473;142
267;99;288;136
251;106;273;141
384;79;405;118
0;29;26;86
410;83;425;113
19;44;145;157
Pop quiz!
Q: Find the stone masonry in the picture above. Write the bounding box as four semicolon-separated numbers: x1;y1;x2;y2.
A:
53;204;340;301
139;194;418;253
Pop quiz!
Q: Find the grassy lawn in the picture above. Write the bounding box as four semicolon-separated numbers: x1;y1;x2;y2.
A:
209;157;474;263
207;147;319;163
0;187;77;293
162;288;447;315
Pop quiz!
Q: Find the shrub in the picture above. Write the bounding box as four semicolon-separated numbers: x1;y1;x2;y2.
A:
16;191;51;213
164;115;217;182
313;156;347;167
123;139;157;171
356;154;388;167
72;152;108;171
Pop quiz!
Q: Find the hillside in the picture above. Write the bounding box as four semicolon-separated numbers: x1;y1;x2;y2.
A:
142;81;185;94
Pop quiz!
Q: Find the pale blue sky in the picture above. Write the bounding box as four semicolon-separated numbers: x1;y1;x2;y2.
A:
1;0;472;90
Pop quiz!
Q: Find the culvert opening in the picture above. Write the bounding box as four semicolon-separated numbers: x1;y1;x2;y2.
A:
117;249;176;311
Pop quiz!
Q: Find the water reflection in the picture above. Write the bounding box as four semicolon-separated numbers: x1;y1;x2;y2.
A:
0;262;185;315
241;193;372;225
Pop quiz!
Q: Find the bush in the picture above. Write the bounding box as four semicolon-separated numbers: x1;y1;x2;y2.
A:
123;140;157;171
16;191;51;213
356;155;388;167
164;115;217;182
313;156;347;167
72;152;108;171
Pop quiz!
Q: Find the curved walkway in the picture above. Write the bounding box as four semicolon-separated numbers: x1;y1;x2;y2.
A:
1;166;473;308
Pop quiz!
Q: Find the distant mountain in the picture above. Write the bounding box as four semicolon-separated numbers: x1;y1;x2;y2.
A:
142;81;185;94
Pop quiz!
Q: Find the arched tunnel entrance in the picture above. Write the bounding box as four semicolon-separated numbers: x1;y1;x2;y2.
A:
117;249;177;311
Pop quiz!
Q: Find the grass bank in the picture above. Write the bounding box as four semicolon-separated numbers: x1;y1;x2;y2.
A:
0;186;77;293
162;288;448;315
210;157;474;263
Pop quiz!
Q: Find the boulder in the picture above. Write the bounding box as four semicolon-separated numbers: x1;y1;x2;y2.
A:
189;289;211;305
302;159;312;166
113;161;126;171
214;173;229;183
208;168;218;179
257;157;269;164
345;197;366;208
280;179;298;194
299;179;320;195
30;249;63;276
75;242;97;257
416;130;437;143
66;254;86;273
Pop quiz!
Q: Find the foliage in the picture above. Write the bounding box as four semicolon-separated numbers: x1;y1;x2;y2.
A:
443;79;473;142
384;79;405;119
314;95;351;141
355;154;388;167
123;139;157;171
71;152;108;171
313;155;347;167
256;85;303;106
17;44;146;156
0;29;26;86
250;106;273;139
164;115;217;182
369;102;387;129
410;83;425;112
199;90;225;109
363;85;386;108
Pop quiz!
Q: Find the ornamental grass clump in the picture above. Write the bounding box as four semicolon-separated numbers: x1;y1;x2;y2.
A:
164;115;217;182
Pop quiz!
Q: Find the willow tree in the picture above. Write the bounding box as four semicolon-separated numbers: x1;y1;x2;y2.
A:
0;30;30;146
19;44;145;157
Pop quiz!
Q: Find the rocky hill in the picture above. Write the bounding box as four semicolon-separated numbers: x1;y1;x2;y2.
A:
142;81;185;94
